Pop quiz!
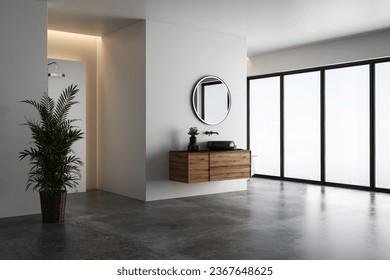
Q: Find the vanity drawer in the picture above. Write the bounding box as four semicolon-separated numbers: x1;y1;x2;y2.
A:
210;165;251;181
210;151;250;167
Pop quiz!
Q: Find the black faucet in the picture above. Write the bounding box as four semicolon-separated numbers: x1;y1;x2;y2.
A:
204;131;219;136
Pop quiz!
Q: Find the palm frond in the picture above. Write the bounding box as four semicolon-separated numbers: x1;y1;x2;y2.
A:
20;85;84;194
54;84;79;123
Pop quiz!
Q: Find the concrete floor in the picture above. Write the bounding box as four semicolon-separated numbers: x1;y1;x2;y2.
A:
1;178;390;260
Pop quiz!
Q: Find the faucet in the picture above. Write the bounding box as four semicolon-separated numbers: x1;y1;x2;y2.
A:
204;131;219;136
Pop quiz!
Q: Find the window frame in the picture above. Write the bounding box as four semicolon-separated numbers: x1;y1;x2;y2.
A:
247;57;390;194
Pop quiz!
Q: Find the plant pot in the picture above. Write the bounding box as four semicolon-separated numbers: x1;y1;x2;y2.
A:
39;191;67;223
188;136;197;151
189;135;197;145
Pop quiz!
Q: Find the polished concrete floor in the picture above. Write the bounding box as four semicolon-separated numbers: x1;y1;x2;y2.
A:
1;178;390;260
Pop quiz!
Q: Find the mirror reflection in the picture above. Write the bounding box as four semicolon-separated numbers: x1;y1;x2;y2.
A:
192;75;231;125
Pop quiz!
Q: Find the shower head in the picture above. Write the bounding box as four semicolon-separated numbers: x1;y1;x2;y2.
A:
48;72;65;78
48;61;65;78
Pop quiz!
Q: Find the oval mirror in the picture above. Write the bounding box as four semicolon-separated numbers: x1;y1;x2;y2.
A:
192;75;231;125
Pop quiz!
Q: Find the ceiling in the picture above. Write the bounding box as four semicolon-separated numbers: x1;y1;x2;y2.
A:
45;0;390;57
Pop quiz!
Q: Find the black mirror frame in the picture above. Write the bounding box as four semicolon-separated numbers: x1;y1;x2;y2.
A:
191;75;231;125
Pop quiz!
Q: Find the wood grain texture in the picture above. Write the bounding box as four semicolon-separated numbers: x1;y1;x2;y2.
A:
210;151;251;167
169;150;251;183
169;152;210;183
210;166;251;181
188;153;209;183
169;151;189;183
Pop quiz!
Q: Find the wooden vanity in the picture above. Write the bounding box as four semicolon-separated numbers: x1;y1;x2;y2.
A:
169;150;251;183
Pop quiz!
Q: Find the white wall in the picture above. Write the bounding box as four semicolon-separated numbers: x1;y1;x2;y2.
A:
0;0;47;218
97;20;248;201
48;58;87;193
248;29;390;76
145;21;247;201
98;22;146;200
48;30;99;189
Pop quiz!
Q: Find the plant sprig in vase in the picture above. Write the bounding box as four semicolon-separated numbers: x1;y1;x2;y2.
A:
188;126;199;151
188;126;199;137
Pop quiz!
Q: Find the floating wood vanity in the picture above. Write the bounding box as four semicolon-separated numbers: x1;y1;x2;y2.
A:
169;150;251;183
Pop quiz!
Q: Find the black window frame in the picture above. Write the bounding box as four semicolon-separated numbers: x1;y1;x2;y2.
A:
247;56;390;194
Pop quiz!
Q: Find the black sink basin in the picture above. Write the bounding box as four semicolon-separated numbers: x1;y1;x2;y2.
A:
207;141;236;151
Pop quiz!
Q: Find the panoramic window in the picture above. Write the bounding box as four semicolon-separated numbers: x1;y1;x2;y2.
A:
376;62;390;189
325;65;370;187
249;77;280;176
248;57;390;192
284;71;321;181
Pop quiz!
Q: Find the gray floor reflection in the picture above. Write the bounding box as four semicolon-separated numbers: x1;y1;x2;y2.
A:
297;184;390;259
1;178;390;259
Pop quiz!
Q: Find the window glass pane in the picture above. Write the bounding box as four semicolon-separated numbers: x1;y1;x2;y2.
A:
284;72;321;180
325;65;370;186
249;77;280;176
376;62;390;189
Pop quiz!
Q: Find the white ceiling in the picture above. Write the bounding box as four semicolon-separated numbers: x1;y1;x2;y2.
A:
46;0;390;57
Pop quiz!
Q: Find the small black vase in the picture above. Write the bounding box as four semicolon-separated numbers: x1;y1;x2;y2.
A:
188;136;197;151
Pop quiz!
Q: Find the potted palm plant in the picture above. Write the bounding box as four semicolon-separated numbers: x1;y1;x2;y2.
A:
19;84;84;223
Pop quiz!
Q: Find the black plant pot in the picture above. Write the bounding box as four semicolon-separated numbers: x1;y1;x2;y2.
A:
39;191;67;223
188;136;197;151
